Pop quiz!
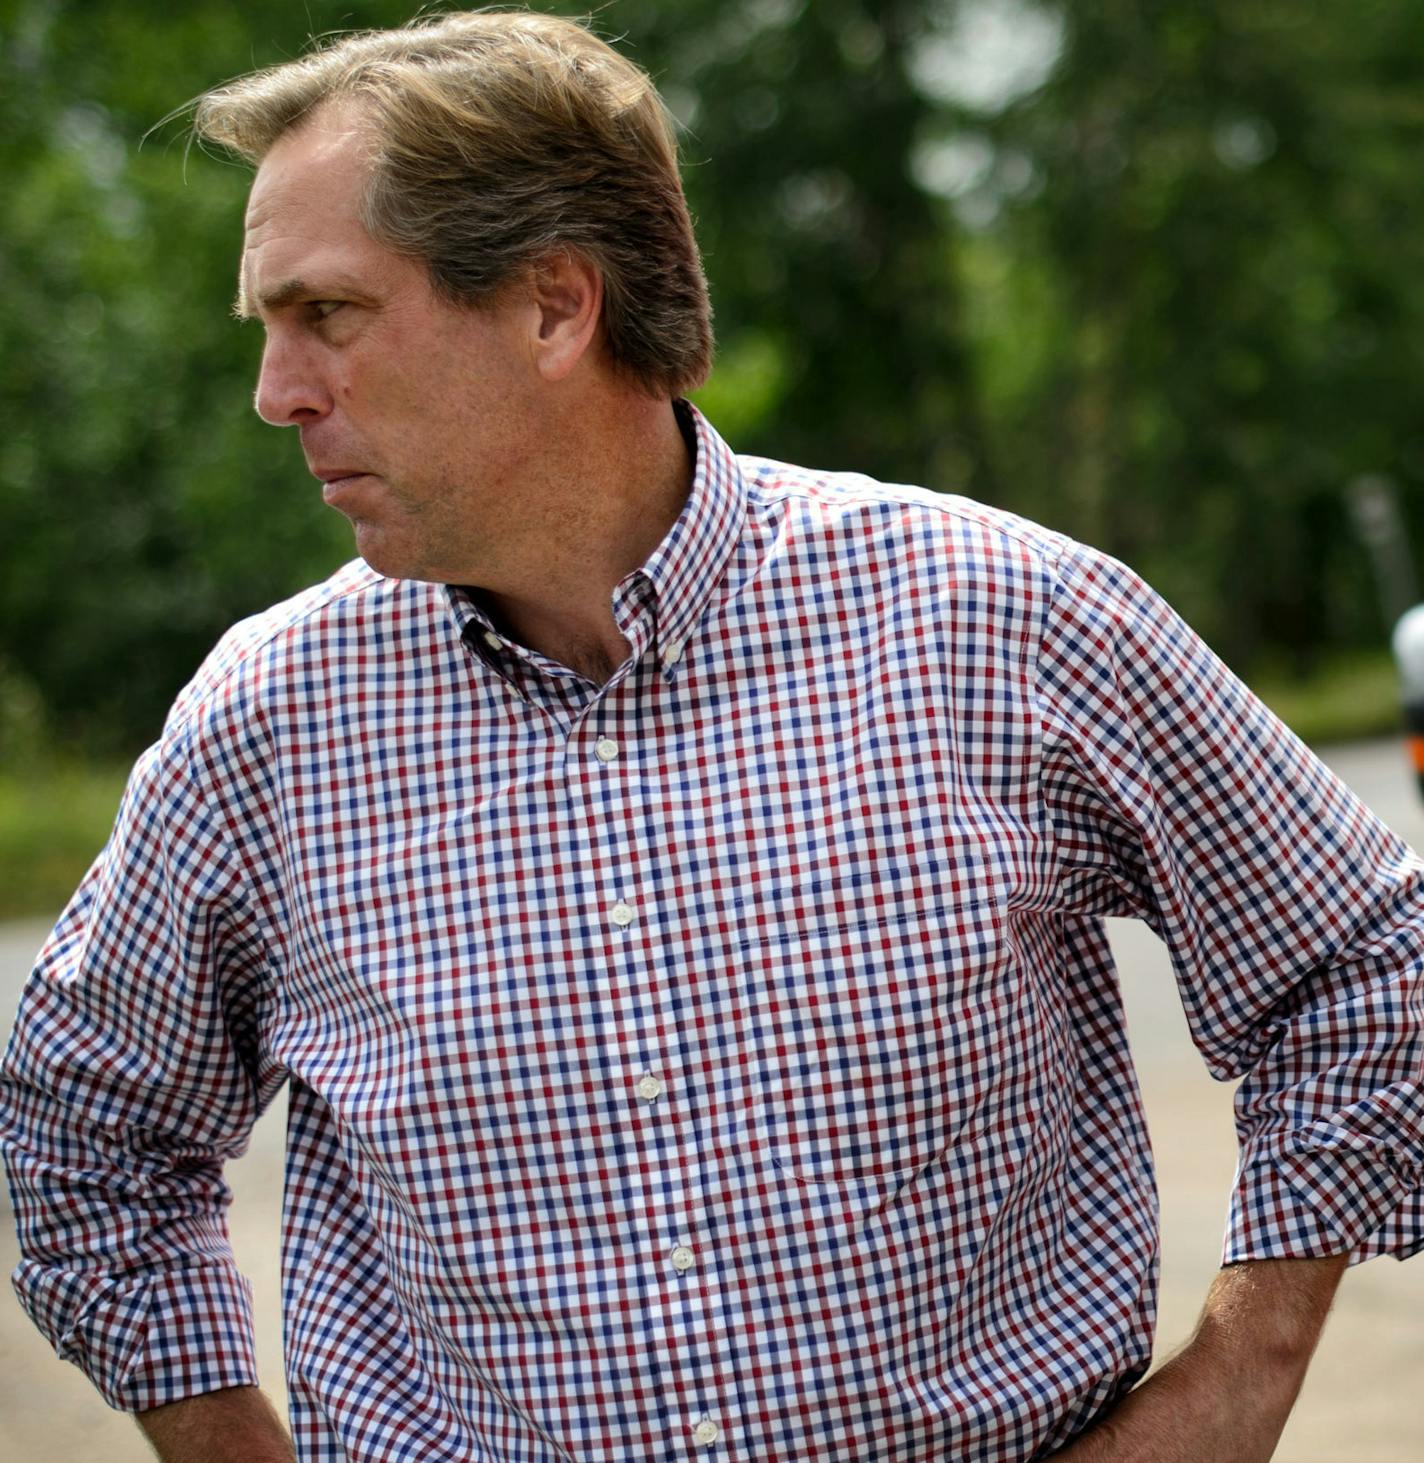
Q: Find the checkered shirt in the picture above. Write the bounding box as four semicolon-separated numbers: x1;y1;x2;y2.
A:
3;404;1422;1462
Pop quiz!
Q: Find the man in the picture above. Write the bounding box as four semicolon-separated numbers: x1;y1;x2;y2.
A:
2;11;1420;1462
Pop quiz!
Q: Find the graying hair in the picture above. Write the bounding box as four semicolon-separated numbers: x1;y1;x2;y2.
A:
195;9;713;398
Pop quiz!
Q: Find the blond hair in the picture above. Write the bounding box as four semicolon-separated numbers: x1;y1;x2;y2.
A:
195;9;713;398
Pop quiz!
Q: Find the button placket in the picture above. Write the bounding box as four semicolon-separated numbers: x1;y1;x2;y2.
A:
562;673;736;1454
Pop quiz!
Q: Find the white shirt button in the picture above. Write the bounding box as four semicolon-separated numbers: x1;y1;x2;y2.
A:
635;1073;662;1101
594;737;620;763
693;1419;719;1446
611;901;634;927
670;1245;695;1273
482;630;502;649
661;636;684;666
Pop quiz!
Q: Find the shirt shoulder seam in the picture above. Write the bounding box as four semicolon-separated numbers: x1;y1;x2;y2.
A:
737;455;1080;570
164;566;392;741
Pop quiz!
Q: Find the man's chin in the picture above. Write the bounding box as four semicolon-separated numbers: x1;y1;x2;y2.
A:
353;531;443;585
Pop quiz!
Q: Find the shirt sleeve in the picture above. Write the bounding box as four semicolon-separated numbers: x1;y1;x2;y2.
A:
1034;541;1424;1265
0;720;282;1410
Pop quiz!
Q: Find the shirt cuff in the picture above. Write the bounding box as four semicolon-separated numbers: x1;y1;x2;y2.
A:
14;1258;260;1412
1223;1145;1424;1265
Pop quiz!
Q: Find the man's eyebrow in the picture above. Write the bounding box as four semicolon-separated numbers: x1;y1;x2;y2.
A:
232;277;312;322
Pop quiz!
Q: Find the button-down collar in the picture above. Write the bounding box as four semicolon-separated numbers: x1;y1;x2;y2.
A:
621;400;746;683
442;401;746;689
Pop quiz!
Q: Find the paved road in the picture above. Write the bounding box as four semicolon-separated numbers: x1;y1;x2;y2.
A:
2;738;1422;1459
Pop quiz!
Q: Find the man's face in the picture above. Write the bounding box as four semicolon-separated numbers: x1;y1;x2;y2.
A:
241;106;537;584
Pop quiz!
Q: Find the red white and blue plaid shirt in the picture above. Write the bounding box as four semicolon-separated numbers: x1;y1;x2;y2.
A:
4;405;1422;1461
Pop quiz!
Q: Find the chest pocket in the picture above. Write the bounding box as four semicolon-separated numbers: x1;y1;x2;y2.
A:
739;902;1011;1191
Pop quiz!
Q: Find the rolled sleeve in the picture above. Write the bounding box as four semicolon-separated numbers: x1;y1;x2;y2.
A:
1225;953;1424;1262
0;723;282;1409
1036;542;1424;1266
14;1256;259;1411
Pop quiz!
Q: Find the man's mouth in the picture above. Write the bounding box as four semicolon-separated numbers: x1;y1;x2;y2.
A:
318;472;372;506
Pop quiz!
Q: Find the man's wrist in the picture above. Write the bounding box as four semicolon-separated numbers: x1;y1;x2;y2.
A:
1171;1255;1350;1440
1051;1254;1349;1462
1191;1253;1349;1372
135;1384;295;1463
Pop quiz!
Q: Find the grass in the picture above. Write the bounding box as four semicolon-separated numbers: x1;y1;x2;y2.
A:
0;760;130;922
1247;648;1403;748
0;651;1406;924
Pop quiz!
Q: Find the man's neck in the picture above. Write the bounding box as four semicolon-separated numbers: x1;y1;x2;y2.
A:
470;396;695;681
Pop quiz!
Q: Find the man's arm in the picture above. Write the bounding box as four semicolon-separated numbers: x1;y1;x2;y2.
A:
136;1385;296;1463
0;729;279;1412
1054;1254;1348;1462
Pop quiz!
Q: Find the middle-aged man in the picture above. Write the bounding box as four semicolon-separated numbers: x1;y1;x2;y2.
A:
3;11;1421;1463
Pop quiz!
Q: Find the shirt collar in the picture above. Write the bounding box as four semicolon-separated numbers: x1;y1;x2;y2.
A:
626;399;746;682
442;399;746;684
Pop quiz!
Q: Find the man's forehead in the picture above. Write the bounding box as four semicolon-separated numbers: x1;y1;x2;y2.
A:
243;103;371;230
237;106;382;318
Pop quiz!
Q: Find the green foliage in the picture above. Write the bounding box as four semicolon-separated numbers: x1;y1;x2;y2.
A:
0;0;369;754
0;761;130;921
1250;649;1404;748
1258;649;1399;749
975;2;1424;662
2;0;1422;760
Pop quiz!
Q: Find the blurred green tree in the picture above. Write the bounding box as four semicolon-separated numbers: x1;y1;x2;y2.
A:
1;2;358;754
969;0;1424;663
3;0;1423;755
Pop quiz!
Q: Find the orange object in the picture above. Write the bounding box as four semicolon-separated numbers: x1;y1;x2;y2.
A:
1407;736;1424;775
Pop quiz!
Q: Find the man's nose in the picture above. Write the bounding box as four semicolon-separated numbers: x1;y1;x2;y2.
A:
254;335;332;426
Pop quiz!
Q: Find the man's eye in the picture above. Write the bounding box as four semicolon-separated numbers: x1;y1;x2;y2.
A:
312;301;344;320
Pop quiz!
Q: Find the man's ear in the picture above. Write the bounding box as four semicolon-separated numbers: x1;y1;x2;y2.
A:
527;248;603;383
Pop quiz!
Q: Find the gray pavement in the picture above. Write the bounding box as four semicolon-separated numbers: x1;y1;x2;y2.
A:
2;739;1423;1459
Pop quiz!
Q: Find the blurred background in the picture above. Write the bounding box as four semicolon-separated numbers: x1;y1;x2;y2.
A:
9;0;1424;839
2;0;1423;1458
